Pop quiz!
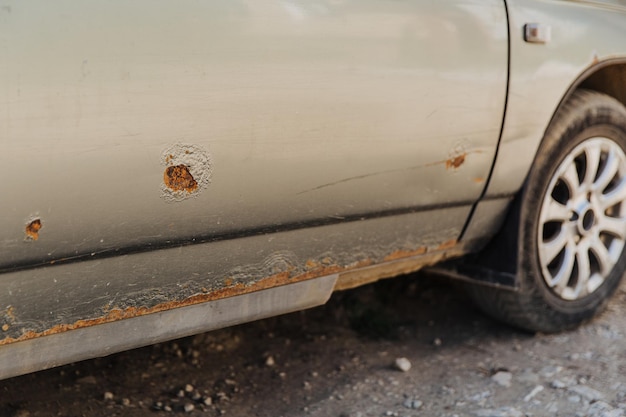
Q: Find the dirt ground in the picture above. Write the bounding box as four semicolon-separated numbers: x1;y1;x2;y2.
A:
1;272;625;417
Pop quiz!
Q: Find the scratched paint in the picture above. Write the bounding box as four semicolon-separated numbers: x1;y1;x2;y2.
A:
161;144;212;202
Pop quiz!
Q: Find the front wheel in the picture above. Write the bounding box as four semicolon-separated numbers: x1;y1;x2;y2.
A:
471;90;626;333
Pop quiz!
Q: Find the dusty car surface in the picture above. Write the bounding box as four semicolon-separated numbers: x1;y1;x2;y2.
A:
2;0;626;380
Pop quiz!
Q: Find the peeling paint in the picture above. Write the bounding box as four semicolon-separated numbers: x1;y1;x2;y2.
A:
0;241;465;346
161;143;212;202
0;264;340;346
5;307;15;322
25;219;42;241
1;306;14;333
305;259;319;269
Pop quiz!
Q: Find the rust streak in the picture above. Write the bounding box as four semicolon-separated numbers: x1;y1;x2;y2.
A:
437;239;458;250
0;242;465;346
163;164;198;193
384;247;427;262
25;219;42;241
305;259;319;270
0;265;342;346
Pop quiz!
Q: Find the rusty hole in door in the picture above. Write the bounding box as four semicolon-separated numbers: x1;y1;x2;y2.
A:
164;165;198;193
25;219;42;241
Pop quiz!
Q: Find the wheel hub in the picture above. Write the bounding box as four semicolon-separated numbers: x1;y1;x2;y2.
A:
573;201;596;235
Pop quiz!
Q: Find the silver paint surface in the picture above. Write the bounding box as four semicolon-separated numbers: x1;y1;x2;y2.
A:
0;0;507;267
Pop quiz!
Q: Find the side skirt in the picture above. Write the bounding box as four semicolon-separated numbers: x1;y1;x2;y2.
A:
0;275;337;380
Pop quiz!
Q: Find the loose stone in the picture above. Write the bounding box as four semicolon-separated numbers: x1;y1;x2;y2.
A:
394;357;411;372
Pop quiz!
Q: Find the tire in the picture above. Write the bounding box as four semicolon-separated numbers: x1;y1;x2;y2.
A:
470;89;626;333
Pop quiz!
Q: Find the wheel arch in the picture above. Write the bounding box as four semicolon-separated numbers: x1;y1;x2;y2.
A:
547;59;626;140
464;59;626;283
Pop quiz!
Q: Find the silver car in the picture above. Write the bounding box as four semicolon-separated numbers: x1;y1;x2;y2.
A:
2;0;626;379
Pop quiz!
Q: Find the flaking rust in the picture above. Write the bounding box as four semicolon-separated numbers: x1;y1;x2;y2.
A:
164;165;198;193
25;219;42;241
0;265;341;346
0;240;465;346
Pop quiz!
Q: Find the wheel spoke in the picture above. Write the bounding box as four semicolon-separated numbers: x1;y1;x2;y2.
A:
600;177;626;209
589;236;613;276
583;146;601;189
541;227;569;263
561;163;581;198
542;197;571;223
593;149;619;192
597;215;626;240
572;244;591;297
550;241;576;289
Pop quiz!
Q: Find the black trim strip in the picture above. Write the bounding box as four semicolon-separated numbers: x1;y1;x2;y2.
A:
0;199;482;275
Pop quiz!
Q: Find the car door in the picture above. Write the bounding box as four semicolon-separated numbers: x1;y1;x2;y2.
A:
0;0;507;267
0;1;510;375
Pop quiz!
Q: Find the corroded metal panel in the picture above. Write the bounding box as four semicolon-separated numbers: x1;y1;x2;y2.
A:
0;207;470;345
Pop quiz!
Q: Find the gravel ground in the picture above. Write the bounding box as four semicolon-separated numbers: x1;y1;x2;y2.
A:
1;272;625;417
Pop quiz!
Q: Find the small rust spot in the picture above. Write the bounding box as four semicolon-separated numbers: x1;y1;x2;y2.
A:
305;259;320;270
384;247;428;262
437;239;458;250
473;177;485;184
164;164;198;193
25;219;42;241
445;153;466;170
6;307;15;321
